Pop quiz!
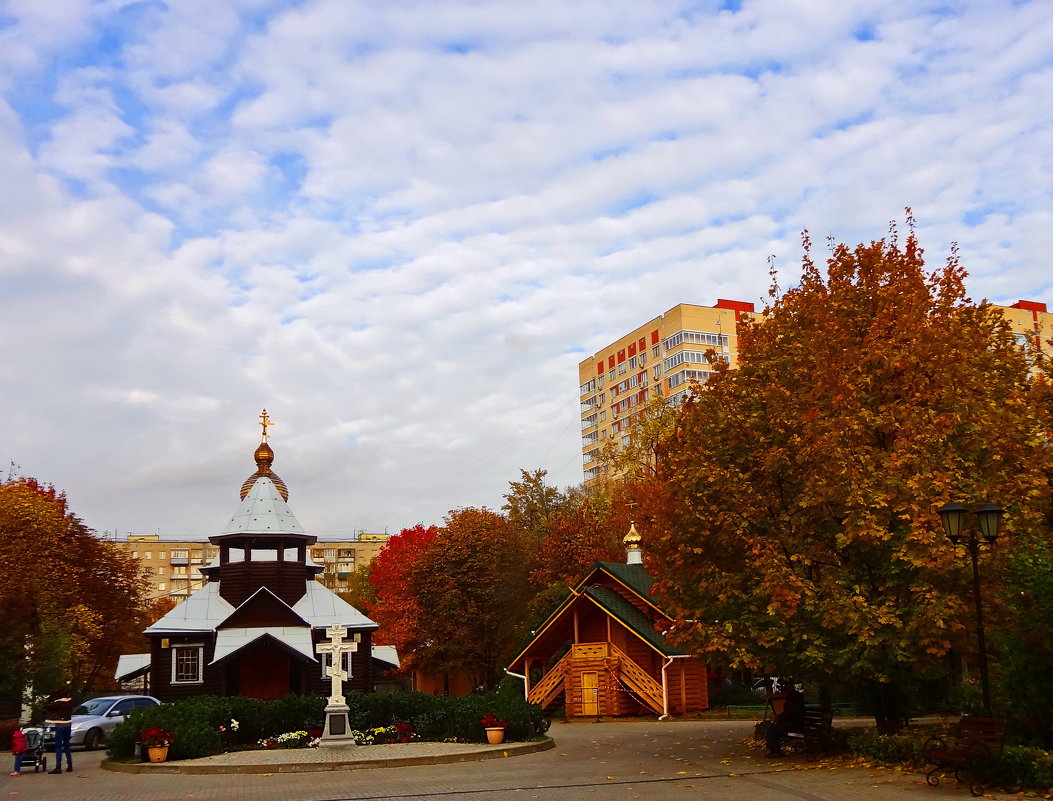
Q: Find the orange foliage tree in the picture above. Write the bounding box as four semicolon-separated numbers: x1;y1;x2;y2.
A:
409;508;535;688
0;477;147;709
649;220;1051;732
365;524;439;659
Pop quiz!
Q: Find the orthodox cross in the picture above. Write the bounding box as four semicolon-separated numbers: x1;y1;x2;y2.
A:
259;409;275;441
316;624;358;705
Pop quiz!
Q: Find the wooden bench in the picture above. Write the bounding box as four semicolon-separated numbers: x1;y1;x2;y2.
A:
784;709;834;753
923;716;1006;797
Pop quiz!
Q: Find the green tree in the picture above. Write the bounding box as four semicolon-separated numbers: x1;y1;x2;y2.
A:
649;220;1051;732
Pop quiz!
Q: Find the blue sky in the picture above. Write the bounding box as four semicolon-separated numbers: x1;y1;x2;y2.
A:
1;0;1051;538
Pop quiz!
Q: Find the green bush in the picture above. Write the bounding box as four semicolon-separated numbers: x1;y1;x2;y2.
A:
107;691;548;760
989;746;1053;791
847;728;924;766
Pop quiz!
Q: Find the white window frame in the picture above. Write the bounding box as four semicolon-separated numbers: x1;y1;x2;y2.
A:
171;644;205;685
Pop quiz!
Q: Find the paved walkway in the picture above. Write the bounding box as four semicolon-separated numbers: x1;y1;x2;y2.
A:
102;737;552;773
1;718;1024;801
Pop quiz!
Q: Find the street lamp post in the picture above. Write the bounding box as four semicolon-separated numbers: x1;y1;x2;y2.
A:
938;501;1004;717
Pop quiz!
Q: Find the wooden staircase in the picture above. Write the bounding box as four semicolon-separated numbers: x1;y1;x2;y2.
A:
607;643;664;714
527;651;570;709
526;643;665;715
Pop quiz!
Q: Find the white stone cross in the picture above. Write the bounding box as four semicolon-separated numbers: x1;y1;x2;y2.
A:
316;624;358;706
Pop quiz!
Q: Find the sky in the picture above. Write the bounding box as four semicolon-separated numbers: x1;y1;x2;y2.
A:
1;0;1051;540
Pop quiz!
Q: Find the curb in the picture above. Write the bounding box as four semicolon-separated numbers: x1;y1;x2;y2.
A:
101;737;554;775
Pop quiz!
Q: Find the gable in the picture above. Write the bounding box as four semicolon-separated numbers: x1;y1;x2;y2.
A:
218;587;310;630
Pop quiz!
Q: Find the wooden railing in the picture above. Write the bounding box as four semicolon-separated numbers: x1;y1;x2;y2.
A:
571;643;610;659
526;642;665;715
607;643;664;714
527;652;570;708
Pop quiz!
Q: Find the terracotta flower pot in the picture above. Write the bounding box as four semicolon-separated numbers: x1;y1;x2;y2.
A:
146;746;169;763
485;727;505;745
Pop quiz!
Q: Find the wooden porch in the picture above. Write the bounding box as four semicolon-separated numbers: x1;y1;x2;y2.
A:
526;642;667;716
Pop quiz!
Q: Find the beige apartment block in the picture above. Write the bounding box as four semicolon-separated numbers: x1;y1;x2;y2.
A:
115;533;390;600
578;299;756;483
999;300;1052;372
579;297;1051;485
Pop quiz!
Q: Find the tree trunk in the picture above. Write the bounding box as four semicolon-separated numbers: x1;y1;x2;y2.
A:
870;680;907;734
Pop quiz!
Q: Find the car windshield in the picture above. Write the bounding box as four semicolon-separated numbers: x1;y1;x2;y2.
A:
72;698;115;716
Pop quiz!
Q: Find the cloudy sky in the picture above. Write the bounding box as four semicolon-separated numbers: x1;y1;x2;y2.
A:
1;0;1051;540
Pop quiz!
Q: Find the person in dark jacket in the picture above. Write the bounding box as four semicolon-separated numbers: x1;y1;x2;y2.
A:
44;689;75;773
765;684;806;757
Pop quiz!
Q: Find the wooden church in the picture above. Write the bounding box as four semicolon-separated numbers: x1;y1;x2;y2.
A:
137;413;378;702
507;524;708;717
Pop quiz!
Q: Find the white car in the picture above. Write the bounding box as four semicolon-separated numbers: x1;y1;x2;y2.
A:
43;695;160;750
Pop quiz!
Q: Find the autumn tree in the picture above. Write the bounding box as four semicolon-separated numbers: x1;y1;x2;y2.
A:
409;508;535;688
649;220;1051;732
365;524;439;661
0;477;147;709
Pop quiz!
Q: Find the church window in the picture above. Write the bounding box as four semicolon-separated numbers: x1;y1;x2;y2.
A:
320;651;352;679
172;644;204;684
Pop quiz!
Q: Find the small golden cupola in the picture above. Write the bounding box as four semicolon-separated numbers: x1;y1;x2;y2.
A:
624;520;643;565
240;409;289;501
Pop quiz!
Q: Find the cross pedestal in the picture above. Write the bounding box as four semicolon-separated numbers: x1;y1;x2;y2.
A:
316;624;359;746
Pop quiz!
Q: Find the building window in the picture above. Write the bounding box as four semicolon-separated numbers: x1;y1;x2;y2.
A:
172;645;204;684
157;582;166;591
131;551;138;559
171;549;188;559
652;345;660;358
173;566;187;577
579;378;596;395
158;551;166;559
581;414;597;430
156;567;166;575
662;330;728;351
143;552;152;560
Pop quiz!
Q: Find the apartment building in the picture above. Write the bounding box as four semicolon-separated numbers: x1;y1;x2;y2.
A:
1000;299;1052;370
578;299;756;483
116;533;390;600
578;298;1051;484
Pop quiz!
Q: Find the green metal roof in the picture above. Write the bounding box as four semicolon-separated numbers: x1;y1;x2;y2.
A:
583;586;685;657
585;561;656;602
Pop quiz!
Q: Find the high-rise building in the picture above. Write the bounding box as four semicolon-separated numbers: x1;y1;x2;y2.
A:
578;299;756;483
579;298;1051;484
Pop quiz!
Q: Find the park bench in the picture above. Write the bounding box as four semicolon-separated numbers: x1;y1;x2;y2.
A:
784;709;834;753
922;715;1006;797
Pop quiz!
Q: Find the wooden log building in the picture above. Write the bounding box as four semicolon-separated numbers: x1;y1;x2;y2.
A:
507;524;708;718
127;414;377;701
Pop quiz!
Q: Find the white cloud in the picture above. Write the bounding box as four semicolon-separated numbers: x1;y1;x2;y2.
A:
0;0;1050;539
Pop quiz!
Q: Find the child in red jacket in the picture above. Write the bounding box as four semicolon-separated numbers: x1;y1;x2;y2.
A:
10;728;28;776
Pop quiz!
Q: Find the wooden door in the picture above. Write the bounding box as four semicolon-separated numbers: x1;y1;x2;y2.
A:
238;638;291;699
581;671;599;716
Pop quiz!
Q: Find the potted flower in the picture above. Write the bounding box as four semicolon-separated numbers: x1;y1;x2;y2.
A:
139;726;175;763
480;712;508;745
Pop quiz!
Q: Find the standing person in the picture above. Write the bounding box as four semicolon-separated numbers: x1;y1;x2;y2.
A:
9;727;28;776
765;683;806;757
44;688;75;773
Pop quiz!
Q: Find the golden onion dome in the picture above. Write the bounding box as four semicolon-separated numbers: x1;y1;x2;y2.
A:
623;521;642;550
240;440;289;501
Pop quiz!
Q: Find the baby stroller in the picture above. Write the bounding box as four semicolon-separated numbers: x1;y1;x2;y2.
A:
18;728;47;773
